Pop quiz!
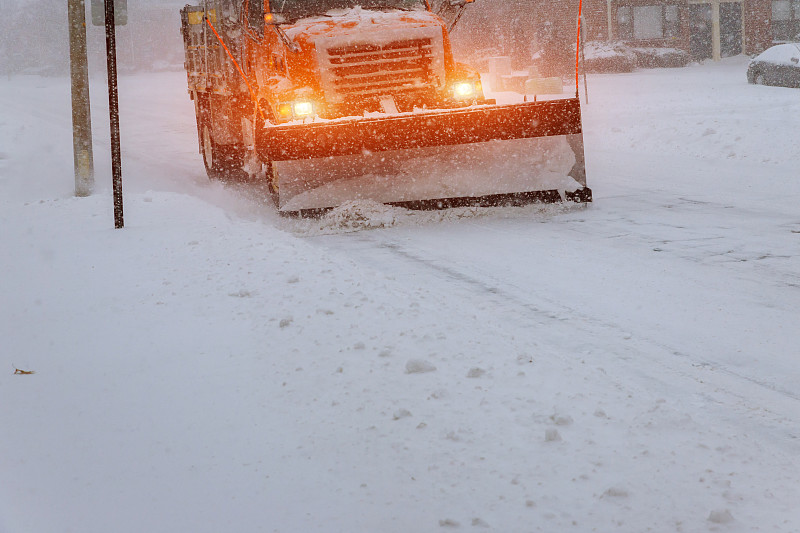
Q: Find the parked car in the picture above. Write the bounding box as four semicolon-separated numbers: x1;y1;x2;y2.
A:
747;43;800;88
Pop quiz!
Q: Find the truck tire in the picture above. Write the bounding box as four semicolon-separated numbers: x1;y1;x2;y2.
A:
265;159;280;207
200;122;247;181
196;94;247;181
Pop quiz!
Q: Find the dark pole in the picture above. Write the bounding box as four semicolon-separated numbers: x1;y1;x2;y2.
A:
581;16;588;104
68;0;94;197
104;0;123;228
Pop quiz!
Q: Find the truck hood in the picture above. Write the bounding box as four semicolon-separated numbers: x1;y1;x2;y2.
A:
283;8;447;50
281;7;451;106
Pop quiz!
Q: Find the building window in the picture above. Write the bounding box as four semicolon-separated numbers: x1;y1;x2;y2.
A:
634;6;664;39
617;6;633;39
617;4;681;40
664;5;680;38
772;0;800;41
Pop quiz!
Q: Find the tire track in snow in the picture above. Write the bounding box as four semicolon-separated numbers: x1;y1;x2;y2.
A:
326;232;800;448
586;151;800;293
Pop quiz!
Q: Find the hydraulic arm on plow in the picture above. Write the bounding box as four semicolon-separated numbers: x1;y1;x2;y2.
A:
181;0;591;215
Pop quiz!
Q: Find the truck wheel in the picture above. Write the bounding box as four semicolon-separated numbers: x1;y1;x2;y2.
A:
200;124;247;181
265;159;280;207
197;96;247;181
201;124;217;173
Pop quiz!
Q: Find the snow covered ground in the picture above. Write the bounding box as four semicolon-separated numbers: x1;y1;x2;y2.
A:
1;57;799;532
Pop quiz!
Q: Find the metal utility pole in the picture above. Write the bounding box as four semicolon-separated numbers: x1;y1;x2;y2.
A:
103;0;124;229
581;16;588;104
68;0;94;197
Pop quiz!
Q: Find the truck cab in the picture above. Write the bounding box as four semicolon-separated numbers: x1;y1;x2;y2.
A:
182;0;486;177
246;0;487;121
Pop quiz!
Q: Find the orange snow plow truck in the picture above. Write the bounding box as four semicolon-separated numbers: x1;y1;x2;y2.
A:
180;0;591;215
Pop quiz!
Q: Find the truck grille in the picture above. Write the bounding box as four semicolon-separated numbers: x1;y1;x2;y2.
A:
317;27;445;106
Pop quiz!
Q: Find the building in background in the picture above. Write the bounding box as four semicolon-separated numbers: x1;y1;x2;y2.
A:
453;0;796;76
584;0;797;60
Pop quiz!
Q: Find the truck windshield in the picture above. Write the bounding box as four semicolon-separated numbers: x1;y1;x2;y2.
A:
271;0;426;22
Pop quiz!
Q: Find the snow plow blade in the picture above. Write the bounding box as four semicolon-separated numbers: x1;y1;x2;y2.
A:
259;98;591;215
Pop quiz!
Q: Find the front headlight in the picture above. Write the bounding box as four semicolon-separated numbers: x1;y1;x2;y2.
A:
277;100;315;121
292;101;314;117
452;80;476;99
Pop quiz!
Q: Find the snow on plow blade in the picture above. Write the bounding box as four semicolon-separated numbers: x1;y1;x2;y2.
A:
259;98;591;215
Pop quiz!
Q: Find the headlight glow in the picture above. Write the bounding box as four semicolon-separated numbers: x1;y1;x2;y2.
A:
452;81;476;99
292;101;314;117
276;100;316;121
277;103;293;119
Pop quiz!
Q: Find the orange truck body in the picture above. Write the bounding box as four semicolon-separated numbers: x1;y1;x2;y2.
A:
180;0;591;214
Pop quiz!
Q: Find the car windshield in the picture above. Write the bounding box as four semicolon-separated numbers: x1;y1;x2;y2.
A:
271;0;426;22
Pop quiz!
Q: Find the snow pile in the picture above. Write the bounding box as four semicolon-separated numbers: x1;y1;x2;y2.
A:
320;199;401;230
583;40;690;72
404;358;437;374
287;200;579;236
